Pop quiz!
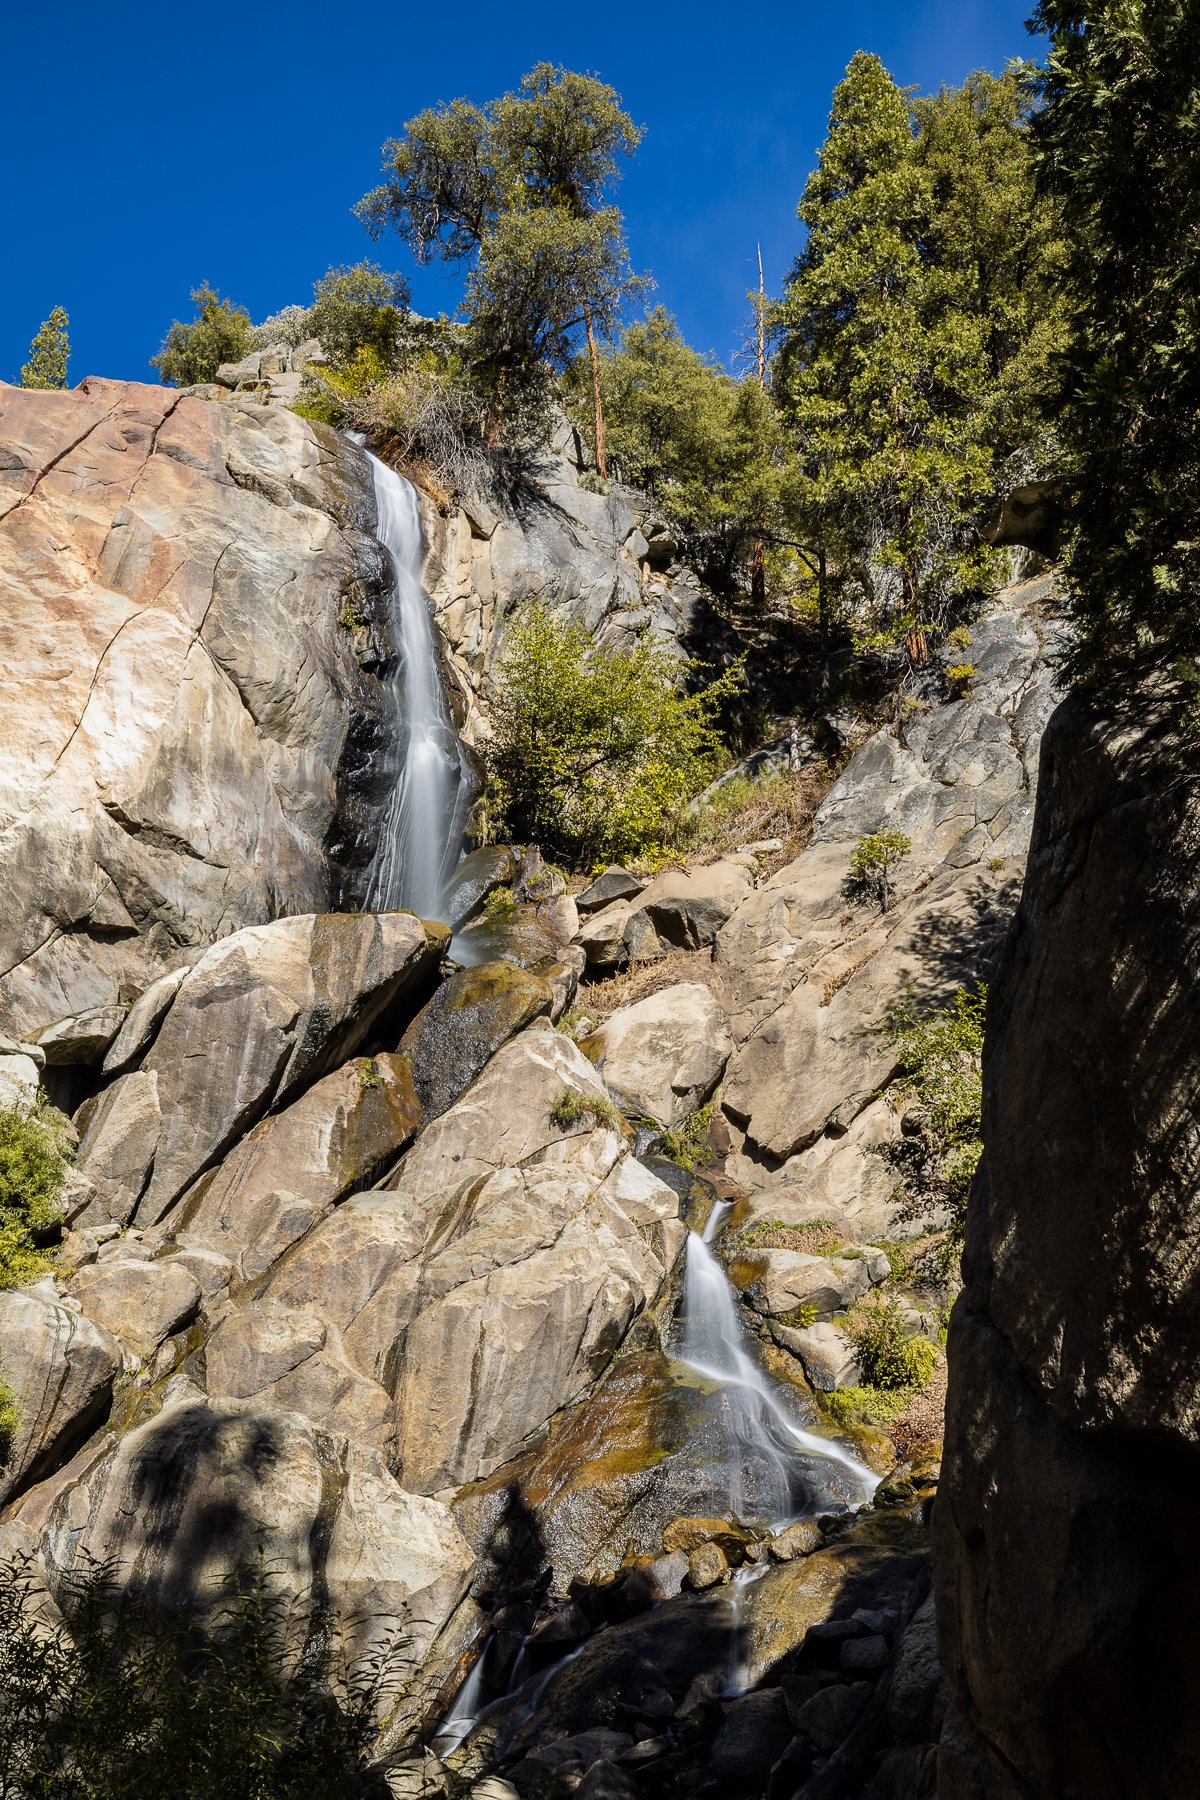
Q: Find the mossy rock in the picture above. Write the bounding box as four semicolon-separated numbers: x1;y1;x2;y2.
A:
438;845;519;931
399;960;552;1121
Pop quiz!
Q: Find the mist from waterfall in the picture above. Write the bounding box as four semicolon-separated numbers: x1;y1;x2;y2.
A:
676;1208;878;1520
360;447;472;919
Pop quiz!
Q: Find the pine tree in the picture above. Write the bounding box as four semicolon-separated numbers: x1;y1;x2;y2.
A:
777;52;997;661
1030;0;1200;675
20;307;70;389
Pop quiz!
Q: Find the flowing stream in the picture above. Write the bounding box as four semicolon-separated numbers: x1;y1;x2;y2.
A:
675;1206;877;1521
359;447;472;917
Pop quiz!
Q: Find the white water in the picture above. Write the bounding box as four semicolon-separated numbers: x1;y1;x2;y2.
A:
360;448;471;918
677;1216;878;1519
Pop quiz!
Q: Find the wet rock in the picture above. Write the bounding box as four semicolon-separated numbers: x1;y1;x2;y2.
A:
399;960;552;1121
438;846;520;930
709;1689;795;1797
79;911;442;1228
580;984;732;1129
578;868;644;913
768;1519;825;1561
662;1516;756;1561
168;1051;423;1281
35;1006;125;1067
68;1257;201;1361
0;1284;122;1504
686;1542;729;1589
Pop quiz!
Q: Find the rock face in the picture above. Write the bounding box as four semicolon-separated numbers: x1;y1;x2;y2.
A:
75;911;442;1228
936;686;1200;1798
0;378;392;1035
715;588;1059;1192
2;1395;475;1739
0;1283;122;1504
581;983;732;1127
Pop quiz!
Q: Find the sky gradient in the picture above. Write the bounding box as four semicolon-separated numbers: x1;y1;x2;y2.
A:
5;0;1039;386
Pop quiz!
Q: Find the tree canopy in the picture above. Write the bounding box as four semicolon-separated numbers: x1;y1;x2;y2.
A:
151;284;255;387
1029;0;1200;676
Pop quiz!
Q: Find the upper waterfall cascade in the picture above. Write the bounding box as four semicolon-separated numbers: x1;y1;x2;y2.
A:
361;447;472;919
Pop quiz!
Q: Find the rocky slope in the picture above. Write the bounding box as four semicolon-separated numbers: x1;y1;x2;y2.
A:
0;373;1069;1797
935;685;1200;1799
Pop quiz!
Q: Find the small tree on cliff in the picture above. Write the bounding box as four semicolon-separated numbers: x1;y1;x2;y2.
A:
20;308;70;389
1029;0;1200;675
356;64;644;447
151;284;255;387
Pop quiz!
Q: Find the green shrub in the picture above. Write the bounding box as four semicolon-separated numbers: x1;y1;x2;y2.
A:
821;1384;909;1430
485;604;741;866
151;284;255;387
845;829;912;913
944;660;978;698
656;1095;716;1170
0;1554;393;1797
945;625;972;651
885;983;985;1226
0;1100;70;1289
306;262;408;369
844;1298;938;1390
0;1374;18;1468
549;1088;625;1133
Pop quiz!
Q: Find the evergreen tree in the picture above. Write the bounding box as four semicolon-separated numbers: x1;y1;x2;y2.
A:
1029;0;1200;674
777;52;997;661
20;307;70;389
356;65;643;442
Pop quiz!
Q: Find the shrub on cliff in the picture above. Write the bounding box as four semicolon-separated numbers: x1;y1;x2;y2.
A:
0;1556;393;1797
151;284;255;386
883;982;986;1247
305;262;409;370
484;604;741;865
0;1100;69;1289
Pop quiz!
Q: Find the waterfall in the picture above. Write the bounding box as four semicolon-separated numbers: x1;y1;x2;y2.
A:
359;447;471;918
676;1222;878;1520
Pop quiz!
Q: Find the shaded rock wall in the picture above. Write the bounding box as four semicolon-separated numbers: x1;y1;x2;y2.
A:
935;686;1200;1797
0;377;391;1034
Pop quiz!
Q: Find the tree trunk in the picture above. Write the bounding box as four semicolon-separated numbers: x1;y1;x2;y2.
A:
584;302;607;480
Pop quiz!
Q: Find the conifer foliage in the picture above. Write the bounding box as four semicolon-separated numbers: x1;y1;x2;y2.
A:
1030;0;1200;674
19;308;69;390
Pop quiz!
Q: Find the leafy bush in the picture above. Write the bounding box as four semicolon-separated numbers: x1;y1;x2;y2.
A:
821;1384;910;1430
655;1095;717;1170
0;1100;69;1289
845;829;912;913
844;1298;938;1390
944;661;978;697
0;1555;393;1798
151;284;255;387
674;764;832;864
251;305;312;350
883;983;986;1252
306;262;408;369
485;604;741;865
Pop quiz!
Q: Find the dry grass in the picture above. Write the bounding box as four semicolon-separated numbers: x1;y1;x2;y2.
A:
578;948;725;1022
737;1218;842;1255
674;764;835;877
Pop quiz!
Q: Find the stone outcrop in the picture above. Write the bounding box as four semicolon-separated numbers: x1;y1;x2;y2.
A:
715;588;1059;1194
0;378;392;1035
0;1282;122;1504
936;685;1200;1798
75;911;442;1228
580;983;732;1127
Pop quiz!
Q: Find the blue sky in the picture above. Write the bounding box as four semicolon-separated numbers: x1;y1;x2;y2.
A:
4;0;1038;385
